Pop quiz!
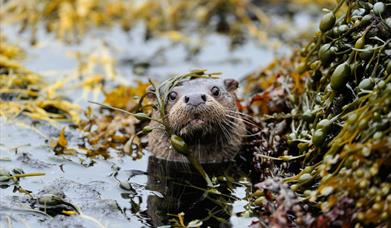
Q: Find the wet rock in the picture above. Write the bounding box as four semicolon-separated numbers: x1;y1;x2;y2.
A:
37;178;123;217
37;178;101;202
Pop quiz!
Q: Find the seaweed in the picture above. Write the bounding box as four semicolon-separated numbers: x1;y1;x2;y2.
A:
0;0;334;50
0;37;81;127
1;0;390;226
245;0;391;226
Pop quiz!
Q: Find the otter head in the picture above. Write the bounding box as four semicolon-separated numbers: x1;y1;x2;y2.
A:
147;77;245;162
162;78;240;142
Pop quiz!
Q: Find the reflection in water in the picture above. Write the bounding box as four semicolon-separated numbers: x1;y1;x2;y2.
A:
146;156;250;227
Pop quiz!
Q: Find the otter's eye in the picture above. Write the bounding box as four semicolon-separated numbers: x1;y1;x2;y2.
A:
168;91;177;101
211;86;220;97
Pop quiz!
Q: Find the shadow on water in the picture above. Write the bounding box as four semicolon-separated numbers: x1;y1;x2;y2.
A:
145;156;252;227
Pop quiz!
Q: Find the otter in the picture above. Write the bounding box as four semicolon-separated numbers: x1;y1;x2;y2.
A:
147;77;246;163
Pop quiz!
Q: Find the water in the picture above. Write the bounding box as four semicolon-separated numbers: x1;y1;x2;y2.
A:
7;24;280;81
0;120;257;227
0;15;312;226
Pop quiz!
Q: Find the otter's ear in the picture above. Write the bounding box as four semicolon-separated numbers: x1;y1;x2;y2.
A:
224;79;239;92
146;85;156;101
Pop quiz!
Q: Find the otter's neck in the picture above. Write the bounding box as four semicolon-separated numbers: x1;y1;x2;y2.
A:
147;116;246;163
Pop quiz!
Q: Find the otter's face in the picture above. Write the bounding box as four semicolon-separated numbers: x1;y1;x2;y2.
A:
165;78;239;139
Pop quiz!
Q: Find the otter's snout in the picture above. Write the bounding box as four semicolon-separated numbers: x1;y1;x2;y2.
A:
184;93;207;106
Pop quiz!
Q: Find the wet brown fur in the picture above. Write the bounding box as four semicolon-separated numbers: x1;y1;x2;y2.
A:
147;78;246;163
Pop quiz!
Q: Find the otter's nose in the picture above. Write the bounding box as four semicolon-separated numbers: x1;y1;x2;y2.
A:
184;94;207;106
